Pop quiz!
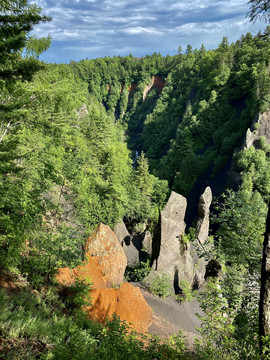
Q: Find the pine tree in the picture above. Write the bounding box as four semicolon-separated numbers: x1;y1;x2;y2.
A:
0;0;51;269
0;0;51;86
0;0;51;144
135;152;153;196
247;0;270;22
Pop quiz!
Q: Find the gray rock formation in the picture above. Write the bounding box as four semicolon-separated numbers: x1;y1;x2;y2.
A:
114;221;140;266
76;103;89;119
151;191;187;272
114;221;131;247
142;230;152;256
196;187;212;245
149;191;205;294
244;111;270;148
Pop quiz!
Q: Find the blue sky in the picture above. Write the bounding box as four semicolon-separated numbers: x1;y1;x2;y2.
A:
32;0;268;63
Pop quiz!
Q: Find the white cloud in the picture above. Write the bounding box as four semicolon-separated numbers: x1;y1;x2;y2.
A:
125;27;163;35
29;0;266;62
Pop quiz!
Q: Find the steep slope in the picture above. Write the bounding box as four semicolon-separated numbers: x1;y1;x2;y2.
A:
70;31;270;227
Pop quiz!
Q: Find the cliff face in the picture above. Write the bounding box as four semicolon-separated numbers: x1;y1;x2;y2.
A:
143;75;166;101
128;82;138;95
106;75;165;101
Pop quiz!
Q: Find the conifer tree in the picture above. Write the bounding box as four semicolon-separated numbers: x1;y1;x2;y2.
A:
0;0;51;85
135;152;153;196
247;0;270;22
0;0;51;269
0;0;51;143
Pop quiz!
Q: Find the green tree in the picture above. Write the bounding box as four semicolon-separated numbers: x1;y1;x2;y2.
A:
0;0;51;144
247;0;270;22
135;152;153;196
0;0;51;270
0;0;51;86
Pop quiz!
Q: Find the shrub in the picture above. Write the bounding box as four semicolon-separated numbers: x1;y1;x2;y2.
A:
148;273;171;298
124;260;151;282
174;279;195;303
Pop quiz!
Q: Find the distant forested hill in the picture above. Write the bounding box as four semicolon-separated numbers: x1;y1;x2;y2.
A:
69;29;270;201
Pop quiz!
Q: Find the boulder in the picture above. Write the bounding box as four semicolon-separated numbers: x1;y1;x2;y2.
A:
86;287;119;323
86;283;152;333
117;283;152;333
57;223;127;288
56;223;152;333
114;221;140;266
114;221;131;247
85;223;127;287
196;187;212;245
56;256;107;289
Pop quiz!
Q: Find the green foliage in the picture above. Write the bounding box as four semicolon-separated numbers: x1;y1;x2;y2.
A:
0;0;51;87
247;0;270;22
212;185;266;273
135;152;153;195
0;285;191;360
0;57;168;284
260;336;270;359
178;279;195;302
124;260;151;282
60;276;93;311
148;273;171;298
181;227;196;245
235;146;270;200
202;146;270;357
195;279;260;359
68;31;270;199
92;314;190;360
0;286;97;360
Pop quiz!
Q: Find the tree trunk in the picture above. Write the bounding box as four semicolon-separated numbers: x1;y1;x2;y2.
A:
259;202;270;342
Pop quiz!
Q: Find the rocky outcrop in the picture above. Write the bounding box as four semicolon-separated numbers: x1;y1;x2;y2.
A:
196;187;212;245
56;223;152;333
151;191;186;272
57;223;127;288
142;230;152;256
143;76;166;101
114;221;153;265
244;111;270;148
56;256;107;288
114;221;131;247
149;191;205;293
76;103;89;119
85;223;127;287
114;221;140;266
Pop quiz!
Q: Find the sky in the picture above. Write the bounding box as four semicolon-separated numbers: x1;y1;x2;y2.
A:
32;0;268;63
